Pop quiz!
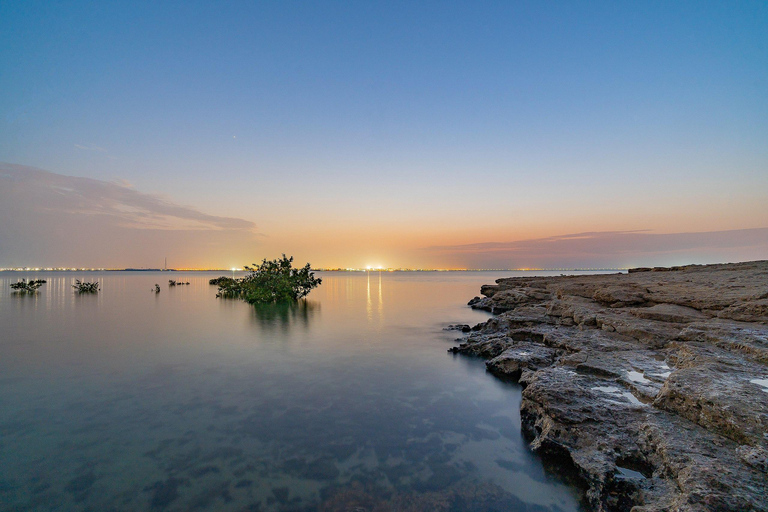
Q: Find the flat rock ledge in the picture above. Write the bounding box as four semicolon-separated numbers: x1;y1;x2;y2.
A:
452;261;768;512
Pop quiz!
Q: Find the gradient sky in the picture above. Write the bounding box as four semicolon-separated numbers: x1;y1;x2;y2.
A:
1;1;766;269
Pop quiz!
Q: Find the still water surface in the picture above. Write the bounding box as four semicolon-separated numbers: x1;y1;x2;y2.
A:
0;271;585;511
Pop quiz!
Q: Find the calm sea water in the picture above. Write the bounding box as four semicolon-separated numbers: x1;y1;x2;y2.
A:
0;271;588;512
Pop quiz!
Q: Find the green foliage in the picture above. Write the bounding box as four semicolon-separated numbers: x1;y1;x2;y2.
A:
10;279;46;293
209;276;233;286
215;255;321;304
72;280;99;293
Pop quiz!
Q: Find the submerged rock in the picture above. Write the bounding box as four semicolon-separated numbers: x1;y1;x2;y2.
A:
452;260;768;512
444;324;472;333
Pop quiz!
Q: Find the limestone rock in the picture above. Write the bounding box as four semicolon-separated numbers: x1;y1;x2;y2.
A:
629;303;709;323
485;342;558;379
455;260;768;511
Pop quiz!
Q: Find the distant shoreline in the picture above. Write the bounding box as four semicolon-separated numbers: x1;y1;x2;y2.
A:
0;267;627;273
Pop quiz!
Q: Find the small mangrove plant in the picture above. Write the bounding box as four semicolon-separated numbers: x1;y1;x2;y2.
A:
168;279;190;286
153;284;161;293
10;279;47;293
213;255;321;305
72;280;100;293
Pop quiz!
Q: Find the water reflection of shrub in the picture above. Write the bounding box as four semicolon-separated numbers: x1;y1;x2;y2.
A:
250;299;319;331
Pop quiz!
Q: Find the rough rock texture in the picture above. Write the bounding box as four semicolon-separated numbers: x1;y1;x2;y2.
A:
451;261;768;512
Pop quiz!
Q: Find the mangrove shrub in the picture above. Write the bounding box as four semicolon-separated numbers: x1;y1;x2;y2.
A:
72;280;99;293
215;255;321;304
10;279;46;293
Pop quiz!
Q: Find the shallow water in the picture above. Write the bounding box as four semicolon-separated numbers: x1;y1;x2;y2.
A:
0;270;587;511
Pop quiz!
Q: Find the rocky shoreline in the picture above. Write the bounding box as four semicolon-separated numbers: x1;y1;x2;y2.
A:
449;261;768;511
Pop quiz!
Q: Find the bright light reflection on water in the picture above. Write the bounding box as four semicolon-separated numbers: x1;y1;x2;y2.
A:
0;271;588;511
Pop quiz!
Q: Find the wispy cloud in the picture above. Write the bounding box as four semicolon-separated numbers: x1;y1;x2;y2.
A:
425;229;768;268
1;163;256;232
0;163;261;267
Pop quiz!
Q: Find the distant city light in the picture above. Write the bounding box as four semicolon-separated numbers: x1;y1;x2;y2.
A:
0;266;630;272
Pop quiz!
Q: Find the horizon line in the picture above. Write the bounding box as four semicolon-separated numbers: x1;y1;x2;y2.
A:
0;266;630;272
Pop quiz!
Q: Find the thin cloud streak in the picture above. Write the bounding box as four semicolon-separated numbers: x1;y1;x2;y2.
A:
0;163;261;268
1;163;256;231
425;229;768;269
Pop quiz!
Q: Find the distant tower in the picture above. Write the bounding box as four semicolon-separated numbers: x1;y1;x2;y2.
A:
164;257;167;271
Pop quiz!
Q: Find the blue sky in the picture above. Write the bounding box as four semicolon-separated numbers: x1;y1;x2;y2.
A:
1;1;766;268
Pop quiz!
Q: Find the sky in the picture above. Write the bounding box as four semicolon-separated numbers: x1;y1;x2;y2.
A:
1;1;766;269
